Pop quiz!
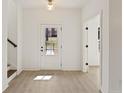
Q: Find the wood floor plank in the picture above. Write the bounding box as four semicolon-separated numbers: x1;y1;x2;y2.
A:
3;68;100;93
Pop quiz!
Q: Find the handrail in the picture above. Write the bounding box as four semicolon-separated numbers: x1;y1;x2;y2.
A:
7;38;17;48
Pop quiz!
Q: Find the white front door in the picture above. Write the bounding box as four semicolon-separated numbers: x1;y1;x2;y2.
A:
39;24;62;70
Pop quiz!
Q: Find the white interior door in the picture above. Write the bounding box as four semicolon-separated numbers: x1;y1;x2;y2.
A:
82;14;102;89
82;24;89;72
39;25;62;70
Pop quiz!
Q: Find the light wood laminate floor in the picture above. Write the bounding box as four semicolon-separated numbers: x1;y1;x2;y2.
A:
3;67;100;93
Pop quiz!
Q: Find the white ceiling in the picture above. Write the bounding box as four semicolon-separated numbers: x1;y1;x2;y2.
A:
18;0;87;8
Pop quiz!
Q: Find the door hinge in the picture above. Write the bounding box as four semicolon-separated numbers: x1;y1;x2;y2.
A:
98;27;100;31
86;45;88;48
85;27;88;30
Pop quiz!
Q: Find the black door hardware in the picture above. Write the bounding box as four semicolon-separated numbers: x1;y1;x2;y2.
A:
40;50;43;52
86;45;88;48
86;63;88;66
85;27;88;30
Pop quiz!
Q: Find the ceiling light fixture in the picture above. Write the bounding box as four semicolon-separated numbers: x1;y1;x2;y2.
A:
48;0;54;11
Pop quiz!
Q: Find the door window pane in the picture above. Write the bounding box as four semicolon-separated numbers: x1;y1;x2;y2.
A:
45;28;58;55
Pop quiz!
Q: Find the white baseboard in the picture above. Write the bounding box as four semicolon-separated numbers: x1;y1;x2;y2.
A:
8;71;17;83
41;68;61;70
89;65;100;68
99;87;104;93
2;84;9;92
99;88;121;93
9;68;17;70
8;68;17;71
22;68;41;71
23;68;60;71
8;66;17;70
99;89;103;93
109;90;121;93
62;67;81;71
22;67;81;71
17;69;23;75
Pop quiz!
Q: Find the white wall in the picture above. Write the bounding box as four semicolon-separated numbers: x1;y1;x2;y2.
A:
7;0;17;69
109;0;122;92
81;0;109;93
2;0;9;91
22;8;81;70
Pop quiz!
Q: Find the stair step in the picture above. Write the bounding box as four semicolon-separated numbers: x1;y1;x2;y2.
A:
7;70;17;78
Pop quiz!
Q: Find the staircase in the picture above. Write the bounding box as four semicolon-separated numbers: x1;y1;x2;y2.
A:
7;64;17;83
